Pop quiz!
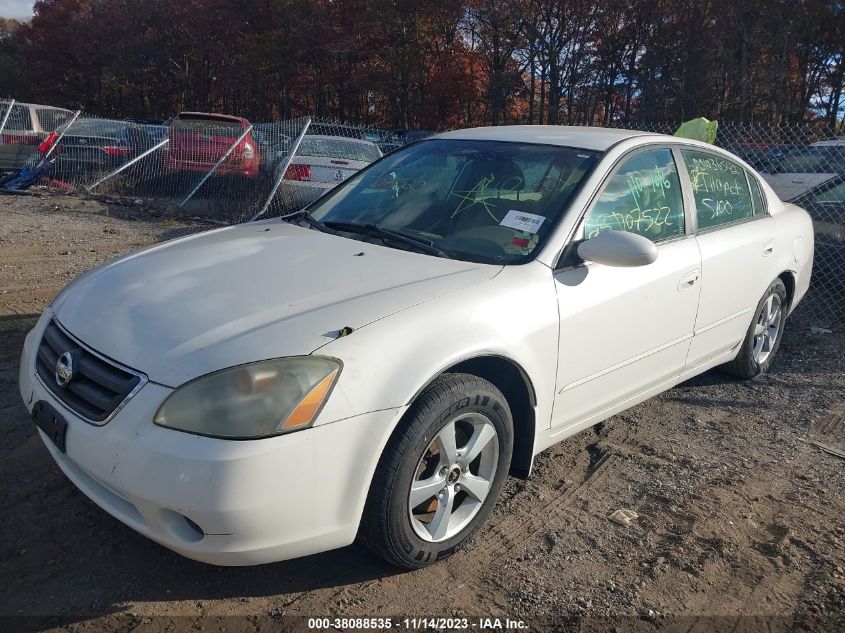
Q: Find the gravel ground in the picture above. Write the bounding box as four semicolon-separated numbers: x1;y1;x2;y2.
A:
0;194;843;632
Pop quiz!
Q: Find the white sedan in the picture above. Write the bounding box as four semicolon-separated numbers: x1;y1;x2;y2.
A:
19;126;813;569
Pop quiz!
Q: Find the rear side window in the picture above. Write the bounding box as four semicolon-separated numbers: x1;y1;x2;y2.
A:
748;174;767;216
4;104;31;131
583;148;685;243
681;150;753;230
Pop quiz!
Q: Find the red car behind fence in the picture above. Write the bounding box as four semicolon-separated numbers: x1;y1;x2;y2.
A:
165;112;259;178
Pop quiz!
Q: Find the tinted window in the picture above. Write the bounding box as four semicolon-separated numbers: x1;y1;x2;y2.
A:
308;139;599;264
583;148;685;243
172;116;244;137
748;174;767;216
682;150;753;230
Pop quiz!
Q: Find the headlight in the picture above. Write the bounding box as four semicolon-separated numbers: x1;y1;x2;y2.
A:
154;357;341;439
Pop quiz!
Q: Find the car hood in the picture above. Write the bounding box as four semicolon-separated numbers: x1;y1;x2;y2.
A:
51;221;500;387
763;172;836;201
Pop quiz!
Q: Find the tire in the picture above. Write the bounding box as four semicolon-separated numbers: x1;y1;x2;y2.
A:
721;278;788;379
360;373;513;569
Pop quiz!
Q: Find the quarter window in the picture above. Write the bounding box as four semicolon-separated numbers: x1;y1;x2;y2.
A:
584;148;685;243
681;150;754;229
748;173;767;216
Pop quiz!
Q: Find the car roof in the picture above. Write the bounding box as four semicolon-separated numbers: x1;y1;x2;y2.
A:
810;139;845;147
434;125;663;151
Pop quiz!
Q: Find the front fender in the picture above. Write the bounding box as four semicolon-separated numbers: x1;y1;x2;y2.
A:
312;262;560;442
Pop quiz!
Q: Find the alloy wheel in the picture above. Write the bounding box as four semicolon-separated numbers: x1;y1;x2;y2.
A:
752;293;783;364
408;412;499;542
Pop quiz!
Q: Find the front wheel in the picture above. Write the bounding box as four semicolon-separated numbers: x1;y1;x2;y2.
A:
360;374;513;569
721;278;788;379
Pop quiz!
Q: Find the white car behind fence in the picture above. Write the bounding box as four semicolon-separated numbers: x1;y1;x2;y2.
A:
274;135;382;212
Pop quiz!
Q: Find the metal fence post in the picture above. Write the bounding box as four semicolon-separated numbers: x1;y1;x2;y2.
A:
85;137;170;192
249;117;311;222
0;99;16;138
43;110;81;160
179;125;253;207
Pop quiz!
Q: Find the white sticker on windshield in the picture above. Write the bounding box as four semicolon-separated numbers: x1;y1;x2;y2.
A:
500;210;545;234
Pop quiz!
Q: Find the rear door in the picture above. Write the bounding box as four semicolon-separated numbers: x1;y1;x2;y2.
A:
679;149;779;377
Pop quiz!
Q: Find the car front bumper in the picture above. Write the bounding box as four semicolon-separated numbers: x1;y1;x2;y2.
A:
19;313;403;565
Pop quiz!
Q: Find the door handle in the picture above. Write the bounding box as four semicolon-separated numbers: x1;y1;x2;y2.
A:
762;240;775;256
678;269;700;290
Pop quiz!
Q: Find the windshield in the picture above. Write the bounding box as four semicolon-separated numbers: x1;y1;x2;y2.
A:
775;146;845;173
172;117;244;137
306;139;600;264
65;120;128;137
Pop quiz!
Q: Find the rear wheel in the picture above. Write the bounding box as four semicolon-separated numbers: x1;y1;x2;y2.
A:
360;373;513;569
721;278;787;379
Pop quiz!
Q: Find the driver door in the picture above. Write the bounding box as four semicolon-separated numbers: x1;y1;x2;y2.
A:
550;147;701;434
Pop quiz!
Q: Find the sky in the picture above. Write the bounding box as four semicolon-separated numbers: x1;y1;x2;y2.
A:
0;0;33;20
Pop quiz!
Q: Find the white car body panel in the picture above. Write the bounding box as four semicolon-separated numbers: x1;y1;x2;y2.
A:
315;262;559;432
19;126;814;565
50;221;497;387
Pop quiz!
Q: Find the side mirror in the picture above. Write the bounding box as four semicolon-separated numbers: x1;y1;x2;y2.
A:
576;230;658;267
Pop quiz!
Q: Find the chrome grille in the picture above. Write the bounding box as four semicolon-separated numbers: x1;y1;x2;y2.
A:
34;319;144;423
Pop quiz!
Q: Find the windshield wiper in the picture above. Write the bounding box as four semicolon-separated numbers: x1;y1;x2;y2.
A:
278;208;334;233
322;221;452;258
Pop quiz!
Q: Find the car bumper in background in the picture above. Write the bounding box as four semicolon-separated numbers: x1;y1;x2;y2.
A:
165;160;258;177
18;313;401;565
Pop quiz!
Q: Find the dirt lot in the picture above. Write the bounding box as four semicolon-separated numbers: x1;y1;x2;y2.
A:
1;194;843;632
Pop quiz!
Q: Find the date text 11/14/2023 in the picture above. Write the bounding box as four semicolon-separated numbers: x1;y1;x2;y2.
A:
307;617;529;630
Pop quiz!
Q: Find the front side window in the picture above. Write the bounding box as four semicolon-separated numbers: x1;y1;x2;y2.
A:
307;139;600;264
583;148;685;243
682;150;753;230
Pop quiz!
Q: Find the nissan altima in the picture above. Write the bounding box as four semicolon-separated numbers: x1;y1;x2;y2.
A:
18;126;814;569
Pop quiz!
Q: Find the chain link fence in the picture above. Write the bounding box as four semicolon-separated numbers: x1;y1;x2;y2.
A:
0;98;841;324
